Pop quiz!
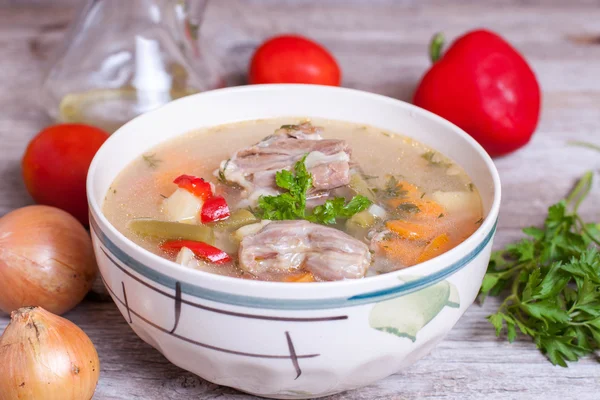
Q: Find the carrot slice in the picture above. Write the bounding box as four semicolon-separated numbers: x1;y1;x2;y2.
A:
418;233;452;263
386;220;436;241
396;181;420;198
388;198;445;219
379;238;422;266
285;272;316;283
385;181;421;206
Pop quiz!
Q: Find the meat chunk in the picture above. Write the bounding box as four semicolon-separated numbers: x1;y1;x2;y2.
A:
216;122;351;203
238;220;372;281
273;121;324;140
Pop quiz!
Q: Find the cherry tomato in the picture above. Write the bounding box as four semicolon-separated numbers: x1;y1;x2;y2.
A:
249;35;341;86
22;124;110;226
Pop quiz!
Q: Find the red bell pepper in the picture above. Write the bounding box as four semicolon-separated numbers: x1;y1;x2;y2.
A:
413;30;541;157
173;175;213;201
200;195;230;223
161;240;231;264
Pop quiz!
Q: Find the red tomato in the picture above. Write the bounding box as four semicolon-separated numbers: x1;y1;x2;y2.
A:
413;30;541;157
22;124;110;226
249;35;341;86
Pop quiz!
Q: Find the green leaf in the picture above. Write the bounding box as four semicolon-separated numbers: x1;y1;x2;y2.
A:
506;320;517;343
507;239;535;262
523;226;544;240
531;262;569;300
275;169;295;190
520;302;570;325
309;197;346;225
309;195;371;225
480;273;501;294
258;157;371;224
488;313;504;336
340;195;371;217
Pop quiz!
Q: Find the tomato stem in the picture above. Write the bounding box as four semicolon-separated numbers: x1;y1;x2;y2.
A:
429;32;445;63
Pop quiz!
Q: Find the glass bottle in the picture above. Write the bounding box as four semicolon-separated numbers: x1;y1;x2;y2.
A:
41;0;224;133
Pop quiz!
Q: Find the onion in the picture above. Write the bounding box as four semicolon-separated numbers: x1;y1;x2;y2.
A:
0;205;97;315
0;306;100;400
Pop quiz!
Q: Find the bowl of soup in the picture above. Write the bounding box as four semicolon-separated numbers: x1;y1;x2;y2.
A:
87;84;500;399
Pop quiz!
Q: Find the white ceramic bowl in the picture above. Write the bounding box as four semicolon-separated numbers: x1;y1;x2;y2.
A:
87;85;501;399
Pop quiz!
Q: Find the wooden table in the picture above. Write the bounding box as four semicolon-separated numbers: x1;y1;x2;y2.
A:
1;1;599;399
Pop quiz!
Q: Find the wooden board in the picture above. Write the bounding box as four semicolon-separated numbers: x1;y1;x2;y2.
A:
1;0;599;399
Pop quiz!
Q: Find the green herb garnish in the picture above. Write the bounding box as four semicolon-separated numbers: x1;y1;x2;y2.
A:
279;124;298;130
379;176;407;199
308;195;372;225
142;153;162;169
479;171;600;366
218;159;230;183
396;202;421;214
363;174;379;180
257;155;312;220
257;157;371;224
421;151;451;168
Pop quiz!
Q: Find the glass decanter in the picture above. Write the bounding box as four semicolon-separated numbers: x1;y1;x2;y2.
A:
41;0;224;133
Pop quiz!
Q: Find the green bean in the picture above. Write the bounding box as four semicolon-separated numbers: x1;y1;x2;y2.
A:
210;209;258;231
128;219;215;244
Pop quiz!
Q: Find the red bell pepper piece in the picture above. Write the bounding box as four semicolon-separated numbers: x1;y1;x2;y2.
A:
413;30;540;157
201;195;230;223
173;175;213;201
161;240;231;264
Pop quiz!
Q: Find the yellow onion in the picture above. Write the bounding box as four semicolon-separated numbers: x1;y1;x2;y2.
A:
0;306;100;400
0;205;97;315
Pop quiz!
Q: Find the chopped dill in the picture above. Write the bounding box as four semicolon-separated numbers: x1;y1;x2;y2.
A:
142;153;162;169
397;202;421;214
421;151;451;168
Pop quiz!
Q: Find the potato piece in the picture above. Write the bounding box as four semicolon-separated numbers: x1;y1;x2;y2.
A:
432;190;482;214
233;220;271;242
162;188;202;223
175;247;199;268
349;173;376;202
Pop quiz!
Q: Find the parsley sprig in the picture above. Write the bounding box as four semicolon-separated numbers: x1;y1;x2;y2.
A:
480;171;600;366
257;156;372;224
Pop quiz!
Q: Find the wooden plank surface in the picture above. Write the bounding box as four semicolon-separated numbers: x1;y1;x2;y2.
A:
1;1;599;399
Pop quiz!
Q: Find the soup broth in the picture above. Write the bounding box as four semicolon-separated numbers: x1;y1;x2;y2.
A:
103;118;483;282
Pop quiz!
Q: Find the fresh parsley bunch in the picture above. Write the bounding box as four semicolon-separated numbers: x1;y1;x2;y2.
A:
480;171;600;366
257;156;371;224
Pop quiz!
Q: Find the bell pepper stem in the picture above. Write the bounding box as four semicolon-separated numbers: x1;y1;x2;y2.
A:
429;32;445;63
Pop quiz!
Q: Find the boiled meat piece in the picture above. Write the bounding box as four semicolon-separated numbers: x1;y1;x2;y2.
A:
273;121;324;140
216;122;351;202
238;220;372;281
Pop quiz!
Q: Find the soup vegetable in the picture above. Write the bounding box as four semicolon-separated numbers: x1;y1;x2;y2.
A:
103;118;483;282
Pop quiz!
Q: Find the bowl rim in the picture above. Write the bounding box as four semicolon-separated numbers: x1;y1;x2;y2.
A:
87;84;501;306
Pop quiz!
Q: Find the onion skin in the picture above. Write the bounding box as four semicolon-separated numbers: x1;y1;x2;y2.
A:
0;307;100;400
0;206;97;315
